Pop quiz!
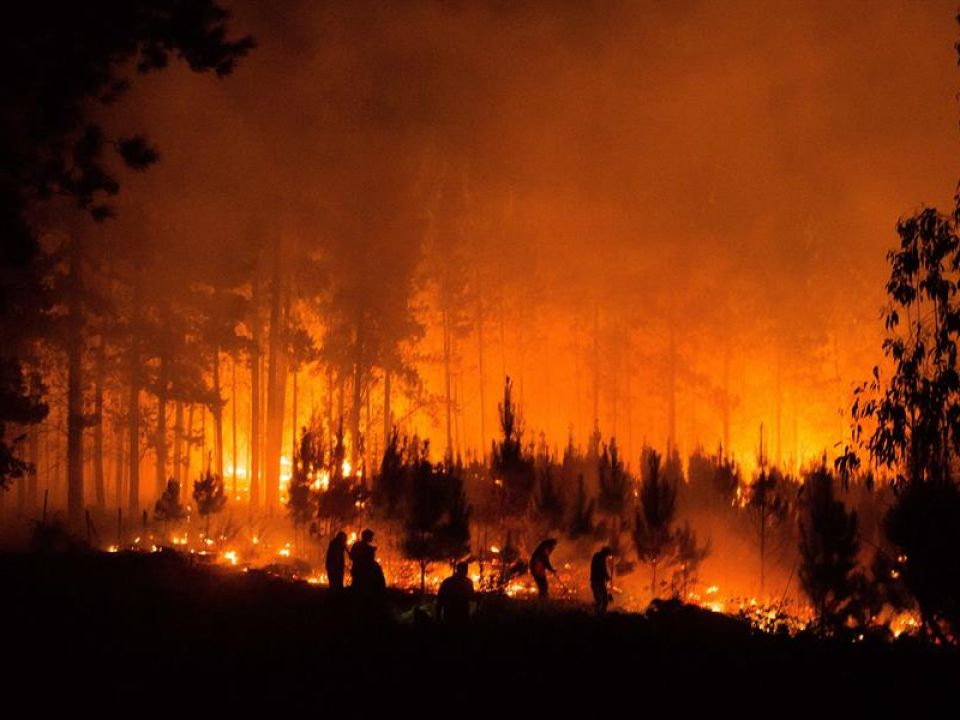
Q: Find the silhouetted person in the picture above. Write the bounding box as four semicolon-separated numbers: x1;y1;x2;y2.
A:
299;425;313;460
350;528;385;594
436;561;475;626
530;538;558;598
590;546;613;615
326;531;348;590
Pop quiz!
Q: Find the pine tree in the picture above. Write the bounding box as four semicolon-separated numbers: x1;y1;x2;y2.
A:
798;462;859;635
567;474;596;540
534;463;566;533
491;376;534;519
153;479;187;523
403;453;471;593
193;464;227;538
316;420;362;532
671;522;710;600
745;427;788;596
374;427;407;520
634;448;678;599
287;426;321;553
597;437;631;519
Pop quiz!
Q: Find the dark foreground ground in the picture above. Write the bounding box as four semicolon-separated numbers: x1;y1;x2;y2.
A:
4;551;957;713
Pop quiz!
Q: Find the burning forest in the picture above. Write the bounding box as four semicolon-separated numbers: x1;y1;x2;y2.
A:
3;0;960;710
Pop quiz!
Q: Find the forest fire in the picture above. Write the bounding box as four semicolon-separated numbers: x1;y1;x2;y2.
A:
4;0;960;710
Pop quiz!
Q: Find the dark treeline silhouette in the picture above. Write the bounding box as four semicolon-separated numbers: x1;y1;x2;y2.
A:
4;1;960;658
0;1;253;531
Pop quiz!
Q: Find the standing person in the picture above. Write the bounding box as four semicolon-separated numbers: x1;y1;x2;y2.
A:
349;528;377;592
436;561;475;626
325;531;348;591
530;538;559;598
590;546;613;616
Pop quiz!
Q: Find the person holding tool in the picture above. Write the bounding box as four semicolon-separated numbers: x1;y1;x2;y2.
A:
530;538;559;598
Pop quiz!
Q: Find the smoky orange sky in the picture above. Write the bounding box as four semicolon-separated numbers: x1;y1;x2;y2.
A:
108;0;960;472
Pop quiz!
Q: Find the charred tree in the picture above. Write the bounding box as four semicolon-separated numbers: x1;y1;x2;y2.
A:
264;243;288;512
127;268;142;513
65;236;85;529
92;335;105;509
249;270;262;511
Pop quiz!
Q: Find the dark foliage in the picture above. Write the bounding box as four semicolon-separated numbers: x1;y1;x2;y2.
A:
884;480;960;641
317;421;362;528
567;474;596;540
193;467;226;529
287;427;321;528
534;463;566;532
597;437;631;519
798;463;860;634
0;2;253;489
374;427;407;519
491;376;535;518
634;448;678;597
403;454;471;592
671;522;710;600
154;479;187;522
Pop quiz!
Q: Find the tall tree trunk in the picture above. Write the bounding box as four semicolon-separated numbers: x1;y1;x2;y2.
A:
443;308;453;459
127;269;142;513
574;325;581;442
327;365;335;453
66;238;85;529
382;368;391;457
27;424;39;513
775;354;782;466
185;404;195;487
93;335;105;508
212;347;224;479
667;326;677;454
200;404;206;469
264;245;287;511
155;352;168;498
173;400;183;487
592;306;600;428
350;358;361;470
291;365;298;465
113;395;124;508
364;376;371;476
16;432;26;514
55;400;64;507
231;352;238;497
626;372;633;466
722;345;731;458
337;371;345;432
476;298;487;462
250;272;262;511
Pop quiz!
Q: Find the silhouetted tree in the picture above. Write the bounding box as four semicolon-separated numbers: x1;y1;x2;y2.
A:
597;437;631;520
798;462;859;635
671;522;710;600
193;464;226;537
0;2;252;523
634;448;678;599
839;205;960;641
0;361;46;490
374;427;407;520
491;376;534;519
287;426;321;553
745;429;788;595
566;475;595;540
884;481;960;641
403;452;471;593
316;420;362;532
534;463;566;533
153;478;187;523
